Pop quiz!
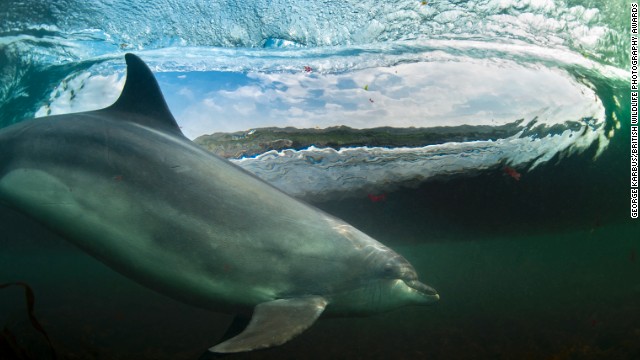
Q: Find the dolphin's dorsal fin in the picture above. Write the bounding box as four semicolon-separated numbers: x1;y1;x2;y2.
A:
209;296;328;353
104;53;184;137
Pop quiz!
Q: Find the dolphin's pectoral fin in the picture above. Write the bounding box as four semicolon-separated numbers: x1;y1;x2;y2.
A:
209;296;328;353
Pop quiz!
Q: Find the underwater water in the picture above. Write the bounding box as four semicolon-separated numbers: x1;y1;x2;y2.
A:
0;0;638;359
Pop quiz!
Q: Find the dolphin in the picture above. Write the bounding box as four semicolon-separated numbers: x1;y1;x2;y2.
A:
0;54;439;353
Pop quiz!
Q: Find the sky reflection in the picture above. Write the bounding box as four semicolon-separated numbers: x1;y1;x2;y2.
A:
37;59;603;140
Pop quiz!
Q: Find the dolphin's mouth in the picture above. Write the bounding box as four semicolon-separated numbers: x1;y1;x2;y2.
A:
406;280;440;302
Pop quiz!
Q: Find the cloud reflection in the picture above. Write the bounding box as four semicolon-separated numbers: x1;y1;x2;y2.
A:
168;61;602;139
37;59;603;141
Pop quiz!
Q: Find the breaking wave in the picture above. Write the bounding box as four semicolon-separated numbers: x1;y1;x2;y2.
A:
0;0;629;198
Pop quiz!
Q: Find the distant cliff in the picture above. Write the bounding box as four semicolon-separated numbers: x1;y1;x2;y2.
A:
194;122;526;159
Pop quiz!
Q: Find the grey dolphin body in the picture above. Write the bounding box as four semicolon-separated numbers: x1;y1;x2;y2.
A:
0;54;439;353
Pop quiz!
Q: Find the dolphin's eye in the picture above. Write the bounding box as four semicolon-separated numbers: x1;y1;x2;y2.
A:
382;263;395;276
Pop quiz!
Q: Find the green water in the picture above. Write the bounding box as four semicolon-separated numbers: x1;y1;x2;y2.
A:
2;219;637;359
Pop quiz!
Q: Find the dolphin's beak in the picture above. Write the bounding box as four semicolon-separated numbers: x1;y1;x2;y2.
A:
406;280;440;303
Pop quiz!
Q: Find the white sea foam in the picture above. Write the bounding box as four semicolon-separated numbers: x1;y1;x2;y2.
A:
233;124;606;199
